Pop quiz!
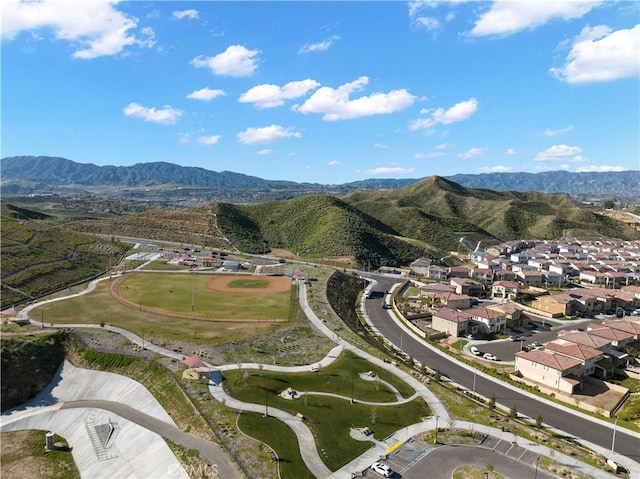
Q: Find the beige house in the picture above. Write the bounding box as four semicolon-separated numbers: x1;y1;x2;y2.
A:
531;293;579;317
488;302;525;329
431;308;471;338
516;269;543;287
514;350;583;394
450;278;482;297
544;342;603;377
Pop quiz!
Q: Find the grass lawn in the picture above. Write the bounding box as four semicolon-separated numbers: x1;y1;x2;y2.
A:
237;412;315;479
224;352;430;471
0;430;79;479
116;272;290;321
32;280;297;345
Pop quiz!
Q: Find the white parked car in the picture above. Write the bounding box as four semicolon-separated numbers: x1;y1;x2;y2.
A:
370;462;393;477
470;346;480;356
483;353;498;361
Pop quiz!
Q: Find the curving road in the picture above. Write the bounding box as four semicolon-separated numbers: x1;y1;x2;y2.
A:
368;276;640;464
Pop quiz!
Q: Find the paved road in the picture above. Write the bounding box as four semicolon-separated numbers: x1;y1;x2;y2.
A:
367;277;640;464
61;400;244;479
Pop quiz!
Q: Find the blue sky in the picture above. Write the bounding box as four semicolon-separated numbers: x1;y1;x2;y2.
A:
2;1;639;184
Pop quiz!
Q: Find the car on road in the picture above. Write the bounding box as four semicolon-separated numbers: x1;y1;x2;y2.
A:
370;462;393;477
470;346;481;356
483;353;498;361
509;335;522;341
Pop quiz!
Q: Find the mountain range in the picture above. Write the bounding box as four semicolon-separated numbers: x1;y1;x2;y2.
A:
2;156;639;202
66;175;640;268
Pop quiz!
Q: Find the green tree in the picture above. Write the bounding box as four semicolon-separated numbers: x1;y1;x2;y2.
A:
535;413;543;428
434;369;441;382
488;392;496;410
509;403;518;419
603;199;615;209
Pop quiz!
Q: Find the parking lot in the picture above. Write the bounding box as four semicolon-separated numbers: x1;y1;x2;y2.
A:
360;435;555;479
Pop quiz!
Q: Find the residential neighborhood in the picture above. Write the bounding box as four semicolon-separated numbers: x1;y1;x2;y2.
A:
398;238;640;415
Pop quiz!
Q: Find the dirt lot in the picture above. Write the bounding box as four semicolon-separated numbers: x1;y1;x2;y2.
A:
204;275;291;294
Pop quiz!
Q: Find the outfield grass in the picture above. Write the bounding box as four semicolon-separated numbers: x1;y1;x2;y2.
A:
32;280;296;345
237;412;315;479
224;351;430;471
116;272;290;321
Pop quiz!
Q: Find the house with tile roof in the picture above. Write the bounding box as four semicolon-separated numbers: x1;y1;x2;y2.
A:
514;349;583;394
431;308;471;338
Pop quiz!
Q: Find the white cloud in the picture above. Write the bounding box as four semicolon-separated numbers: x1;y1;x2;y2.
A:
415;152;446;159
172;9;199;20
575;165;627;172
458;147;486;160
197;135;221;145
542;125;573;137
535;144;586;162
469;1;602;37
506;148;517;155
478;165;513;173
550;24;640;84
236;125;301;145
239;80;320;109
436;143;452;150
415;16;441;31
328;160;341;166
409;98;479;131
298;35;340;54
363;167;416;176
1;0;151;59
186;88;226;101
374;143;388;149
293;76;415;121
191;45;260;77
123;102;183;125
257;149;273;155
535;164;570;172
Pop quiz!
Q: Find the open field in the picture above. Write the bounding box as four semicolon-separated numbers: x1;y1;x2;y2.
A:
114;272;292;322
31;278;297;345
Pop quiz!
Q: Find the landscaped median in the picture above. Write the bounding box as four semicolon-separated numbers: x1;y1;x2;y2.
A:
222;350;431;471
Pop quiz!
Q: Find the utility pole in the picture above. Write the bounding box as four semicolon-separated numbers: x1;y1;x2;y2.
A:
190;271;195;320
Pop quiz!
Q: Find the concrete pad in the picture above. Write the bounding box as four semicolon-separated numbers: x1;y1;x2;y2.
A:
1;361;187;478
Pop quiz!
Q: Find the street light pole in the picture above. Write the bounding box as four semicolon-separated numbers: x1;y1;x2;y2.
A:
473;370;477;393
434;415;439;444
611;416;618;455
400;332;407;354
190;271;195;320
351;376;355;404
264;389;268;417
534;455;540;479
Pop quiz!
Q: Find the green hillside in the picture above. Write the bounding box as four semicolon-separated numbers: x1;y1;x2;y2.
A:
1;205;129;308
344;176;639;248
219;195;428;267
5;177;637;295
